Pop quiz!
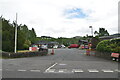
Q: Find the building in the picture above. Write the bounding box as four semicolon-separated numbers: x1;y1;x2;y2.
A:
99;33;120;40
78;40;89;45
32;41;59;48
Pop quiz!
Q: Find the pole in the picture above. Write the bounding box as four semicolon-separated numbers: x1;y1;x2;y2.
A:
91;27;93;36
89;26;93;36
14;13;17;53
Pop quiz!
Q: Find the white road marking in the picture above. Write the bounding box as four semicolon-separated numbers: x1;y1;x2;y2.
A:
58;69;67;72
46;69;55;73
102;69;114;72
0;69;2;71
88;69;99;72
45;63;57;72
72;69;83;72
30;70;40;72
59;64;67;66
115;69;120;72
18;70;27;72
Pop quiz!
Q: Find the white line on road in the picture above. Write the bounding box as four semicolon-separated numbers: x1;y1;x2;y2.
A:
0;69;2;71
102;69;114;72
18;70;27;72
46;69;55;73
58;69;67;72
45;63;58;72
72;69;83;72
59;64;67;66
88;69;99;72
30;70;40;72
115;69;120;72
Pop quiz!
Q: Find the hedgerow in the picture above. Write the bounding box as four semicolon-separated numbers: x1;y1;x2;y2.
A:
96;38;120;53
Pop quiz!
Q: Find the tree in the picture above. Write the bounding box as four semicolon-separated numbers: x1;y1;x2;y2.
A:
23;40;31;49
2;17;38;52
94;31;99;36
94;28;109;37
2;18;15;52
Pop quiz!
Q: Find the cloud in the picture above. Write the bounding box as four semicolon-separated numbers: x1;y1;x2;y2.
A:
0;0;119;38
63;8;88;19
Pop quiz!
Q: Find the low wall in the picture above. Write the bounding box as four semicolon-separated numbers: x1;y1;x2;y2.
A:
93;51;111;60
2;50;48;58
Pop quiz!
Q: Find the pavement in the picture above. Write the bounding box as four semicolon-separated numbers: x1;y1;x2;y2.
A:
1;48;119;79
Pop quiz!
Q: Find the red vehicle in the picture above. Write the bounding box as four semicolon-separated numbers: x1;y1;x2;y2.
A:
68;44;80;48
111;53;120;61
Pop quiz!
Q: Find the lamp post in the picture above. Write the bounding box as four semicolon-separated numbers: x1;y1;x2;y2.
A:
14;13;17;53
89;26;93;36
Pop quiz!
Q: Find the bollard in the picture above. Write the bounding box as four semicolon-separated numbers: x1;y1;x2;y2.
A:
51;49;54;55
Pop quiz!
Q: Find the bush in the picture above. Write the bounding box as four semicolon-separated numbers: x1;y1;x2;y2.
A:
91;37;100;49
2;50;48;58
96;38;120;53
96;40;111;52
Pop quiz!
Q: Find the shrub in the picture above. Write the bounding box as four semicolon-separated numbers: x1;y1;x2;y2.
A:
96;40;111;52
96;38;120;53
91;37;100;49
2;50;48;58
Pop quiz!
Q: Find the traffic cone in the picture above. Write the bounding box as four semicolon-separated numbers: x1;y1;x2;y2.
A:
51;49;54;55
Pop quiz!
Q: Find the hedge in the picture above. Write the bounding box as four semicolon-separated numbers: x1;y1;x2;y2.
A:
96;38;120;53
2;49;48;58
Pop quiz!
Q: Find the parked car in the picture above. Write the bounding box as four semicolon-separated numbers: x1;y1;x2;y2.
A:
61;44;66;48
111;53;120;61
53;45;58;49
39;44;48;51
68;44;80;48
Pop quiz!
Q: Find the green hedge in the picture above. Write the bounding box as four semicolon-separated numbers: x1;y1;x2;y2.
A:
2;49;48;58
96;38;120;53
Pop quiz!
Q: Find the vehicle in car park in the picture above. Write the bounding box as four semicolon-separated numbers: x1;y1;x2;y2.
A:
80;44;89;49
53;45;58;49
111;53;120;61
38;44;48;51
68;44;80;48
61;44;66;48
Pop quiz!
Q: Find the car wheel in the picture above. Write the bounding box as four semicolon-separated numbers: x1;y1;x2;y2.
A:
116;58;119;62
112;58;116;61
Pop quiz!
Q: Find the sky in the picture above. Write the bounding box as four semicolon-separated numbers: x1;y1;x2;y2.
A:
0;0;119;38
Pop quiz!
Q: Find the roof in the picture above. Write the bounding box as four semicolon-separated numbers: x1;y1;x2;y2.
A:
99;36;119;39
34;41;59;45
79;40;88;43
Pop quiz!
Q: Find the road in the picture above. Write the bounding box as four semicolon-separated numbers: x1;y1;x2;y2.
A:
1;48;119;79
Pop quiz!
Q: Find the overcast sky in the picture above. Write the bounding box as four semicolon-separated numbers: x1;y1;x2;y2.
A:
0;0;119;38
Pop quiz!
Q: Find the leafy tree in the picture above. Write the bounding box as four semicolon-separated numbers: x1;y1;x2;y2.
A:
94;28;109;37
2;18;15;52
91;36;100;49
2;17;38;52
94;31;99;36
23;40;31;49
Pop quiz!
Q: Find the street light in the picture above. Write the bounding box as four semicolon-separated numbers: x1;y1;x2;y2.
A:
89;26;93;36
14;13;17;53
